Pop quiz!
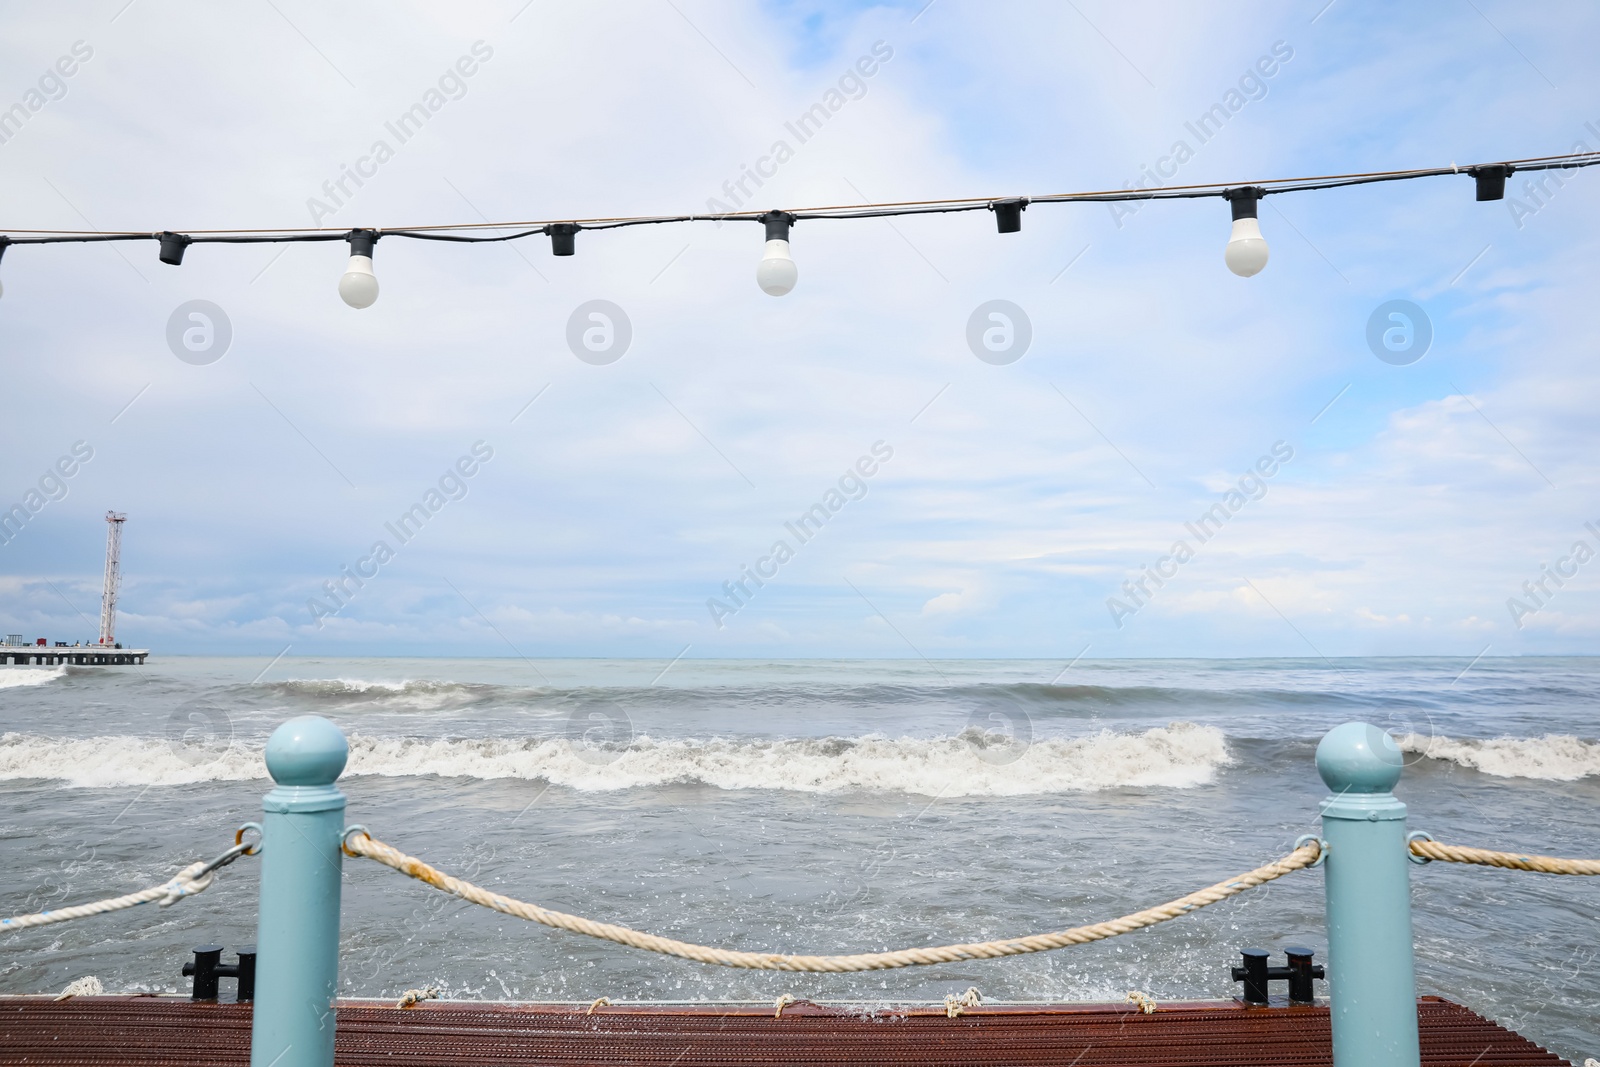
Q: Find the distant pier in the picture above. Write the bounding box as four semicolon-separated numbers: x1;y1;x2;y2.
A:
1;645;147;666
1;511;145;667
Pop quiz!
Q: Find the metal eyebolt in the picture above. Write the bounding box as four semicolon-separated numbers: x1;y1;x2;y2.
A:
1294;834;1330;868
235;821;264;856
341;824;370;857
1406;830;1435;865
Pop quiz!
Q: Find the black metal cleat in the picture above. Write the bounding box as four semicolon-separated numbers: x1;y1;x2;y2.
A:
182;944;256;1002
1230;946;1324;1006
1232;947;1271;1005
1284;946;1323;1005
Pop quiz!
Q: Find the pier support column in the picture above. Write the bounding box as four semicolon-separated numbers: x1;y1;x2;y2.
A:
250;716;349;1067
1317;722;1421;1067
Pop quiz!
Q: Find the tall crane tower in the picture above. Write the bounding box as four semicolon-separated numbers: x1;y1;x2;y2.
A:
100;511;126;646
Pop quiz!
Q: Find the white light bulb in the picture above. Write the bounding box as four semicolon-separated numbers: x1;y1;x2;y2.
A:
756;239;797;296
1224;217;1269;277
339;254;379;308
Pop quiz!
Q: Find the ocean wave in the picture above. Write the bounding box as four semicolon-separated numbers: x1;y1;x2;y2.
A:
259;677;505;711
0;723;1228;795
965;682;1366;710
0;731;260;787
0;666;66;689
249;676;1378;719
1396;732;1600;781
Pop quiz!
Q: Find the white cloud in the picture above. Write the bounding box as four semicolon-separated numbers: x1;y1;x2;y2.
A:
2;1;1598;657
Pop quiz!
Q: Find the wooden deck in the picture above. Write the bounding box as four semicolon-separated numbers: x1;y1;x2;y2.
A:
0;995;1571;1065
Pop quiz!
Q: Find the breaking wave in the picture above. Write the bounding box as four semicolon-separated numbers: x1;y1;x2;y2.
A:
0;723;1228;795
259;677;503;711
0;666;66;689
244;675;1386;722
1395;732;1600;781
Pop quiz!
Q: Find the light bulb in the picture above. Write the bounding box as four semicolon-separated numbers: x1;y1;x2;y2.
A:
1225;218;1269;277
339;255;379;308
339;229;380;309
1223;187;1269;277
755;211;797;296
757;240;797;296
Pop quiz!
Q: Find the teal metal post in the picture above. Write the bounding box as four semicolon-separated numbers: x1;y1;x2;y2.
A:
250;716;349;1067
1317;722;1421;1067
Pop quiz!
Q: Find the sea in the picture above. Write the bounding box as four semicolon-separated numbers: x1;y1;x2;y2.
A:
1;657;1597;1061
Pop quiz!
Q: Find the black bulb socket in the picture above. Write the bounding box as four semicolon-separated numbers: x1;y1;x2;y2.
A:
991;198;1026;234
346;229;378;258
158;232;192;266
1224;187;1265;221
545;223;579;257
1471;164;1511;201
0;236;10;264
761;211;795;242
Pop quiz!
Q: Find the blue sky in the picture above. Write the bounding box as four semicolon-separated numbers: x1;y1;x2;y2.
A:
1;0;1597;659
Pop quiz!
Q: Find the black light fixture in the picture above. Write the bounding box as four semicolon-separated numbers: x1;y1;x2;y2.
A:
1470;164;1511;201
990;198;1027;233
158;232;192;266
0;236;9;299
546;223;579;256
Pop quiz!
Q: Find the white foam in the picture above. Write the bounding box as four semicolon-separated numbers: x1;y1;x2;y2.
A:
279;677;425;695
0;732;263;787
0;666;66;689
0;723;1229;795
1396;732;1600;781
271;677;492;711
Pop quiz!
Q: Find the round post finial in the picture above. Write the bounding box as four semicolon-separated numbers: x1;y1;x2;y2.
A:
264;715;348;786
1316;721;1403;794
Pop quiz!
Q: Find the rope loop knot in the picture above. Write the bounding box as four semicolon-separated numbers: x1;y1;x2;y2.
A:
944;987;982;1017
395;987;439;1009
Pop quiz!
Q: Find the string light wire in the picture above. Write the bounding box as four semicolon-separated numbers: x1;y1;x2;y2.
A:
0;150;1593;302
4;151;1593;244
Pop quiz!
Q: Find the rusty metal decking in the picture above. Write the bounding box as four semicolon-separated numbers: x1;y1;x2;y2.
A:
0;994;1570;1066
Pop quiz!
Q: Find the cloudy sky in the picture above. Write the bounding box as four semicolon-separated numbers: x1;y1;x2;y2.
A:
1;1;1597;659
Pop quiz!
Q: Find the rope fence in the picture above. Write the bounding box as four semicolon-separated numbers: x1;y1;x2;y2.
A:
344;831;1324;972
0;841;255;934
340;831;1600;973
4;830;1595;946
1408;838;1600;875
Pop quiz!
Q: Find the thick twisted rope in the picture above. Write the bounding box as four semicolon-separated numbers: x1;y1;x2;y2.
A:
345;832;1321;973
1410;839;1600;875
1;862;214;933
1;840;253;934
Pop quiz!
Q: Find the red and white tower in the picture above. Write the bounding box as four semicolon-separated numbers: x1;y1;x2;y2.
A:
99;511;126;646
